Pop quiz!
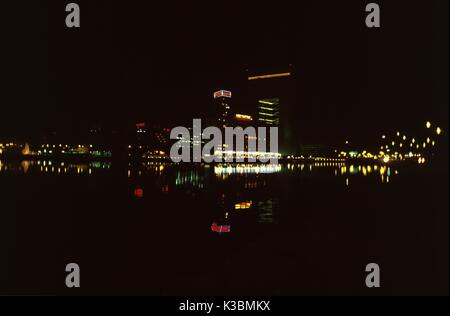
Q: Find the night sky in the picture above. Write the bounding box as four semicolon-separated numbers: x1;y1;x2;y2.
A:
1;0;448;145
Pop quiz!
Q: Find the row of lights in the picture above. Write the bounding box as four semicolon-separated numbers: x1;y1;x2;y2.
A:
342;121;443;164
0;143;15;154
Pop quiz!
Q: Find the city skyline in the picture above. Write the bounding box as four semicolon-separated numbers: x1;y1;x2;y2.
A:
0;0;448;299
1;1;448;147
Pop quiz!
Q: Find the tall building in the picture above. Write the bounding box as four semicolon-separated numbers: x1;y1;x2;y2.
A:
213;90;232;128
258;98;280;126
247;67;296;155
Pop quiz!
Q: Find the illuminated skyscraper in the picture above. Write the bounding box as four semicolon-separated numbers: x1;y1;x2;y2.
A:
258;98;280;126
247;67;295;155
213;90;232;128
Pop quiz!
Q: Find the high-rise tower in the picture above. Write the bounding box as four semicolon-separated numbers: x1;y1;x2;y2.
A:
213;90;232;128
247;68;295;155
258;98;280;127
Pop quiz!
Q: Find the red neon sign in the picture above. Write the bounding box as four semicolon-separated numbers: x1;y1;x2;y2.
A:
213;90;232;99
211;222;231;233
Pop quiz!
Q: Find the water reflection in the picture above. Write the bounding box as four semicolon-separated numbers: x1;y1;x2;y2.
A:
214;164;282;175
0;149;443;297
235;201;252;210
257;199;277;224
0;160;111;175
133;186;144;198
211;222;231;234
0;160;401;185
1;159;405;235
175;169;206;189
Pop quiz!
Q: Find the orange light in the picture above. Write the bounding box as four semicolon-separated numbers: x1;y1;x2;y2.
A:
235;201;252;210
235;114;253;121
248;72;291;80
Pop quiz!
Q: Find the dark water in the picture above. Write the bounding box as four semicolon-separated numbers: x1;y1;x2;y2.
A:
0;159;448;295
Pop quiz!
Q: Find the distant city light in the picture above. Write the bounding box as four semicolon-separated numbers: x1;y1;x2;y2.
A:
235;114;253;121
214;164;281;175
436;127;442;135
426;121;431;129
258;100;276;106
235;201;252;210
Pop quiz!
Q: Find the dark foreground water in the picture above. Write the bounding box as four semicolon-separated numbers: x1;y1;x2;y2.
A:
0;159;448;295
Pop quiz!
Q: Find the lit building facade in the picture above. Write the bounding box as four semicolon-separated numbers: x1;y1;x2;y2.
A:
258;98;280;126
247;68;296;155
213;90;232;128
